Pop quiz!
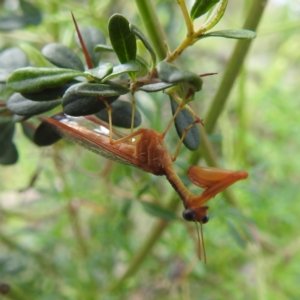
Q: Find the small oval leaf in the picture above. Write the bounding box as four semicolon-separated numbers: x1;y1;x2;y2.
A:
156;61;202;92
33;117;62;146
140;81;175;93
203;29;256;40
190;0;220;20
74;82;129;97
102;61;140;82
42;43;84;71
170;96;200;151
7;67;85;93
21;82;76;101
108;14;137;64
7;93;61;116
0;141;18;165
62;84;120;116
95;100;142;128
85;63;114;81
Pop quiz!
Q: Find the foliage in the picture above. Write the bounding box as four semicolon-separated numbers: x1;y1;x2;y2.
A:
0;0;299;299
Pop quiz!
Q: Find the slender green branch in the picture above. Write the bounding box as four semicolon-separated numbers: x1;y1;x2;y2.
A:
204;0;268;133
166;0;228;62
134;0;168;61
177;0;194;36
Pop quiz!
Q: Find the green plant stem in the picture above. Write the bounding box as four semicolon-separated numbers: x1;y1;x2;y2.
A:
177;0;194;36
134;0;168;61
204;0;268;133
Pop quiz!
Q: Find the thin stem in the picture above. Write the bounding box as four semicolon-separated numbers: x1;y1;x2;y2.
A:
166;0;228;62
134;0;168;61
204;0;268;133
177;0;194;36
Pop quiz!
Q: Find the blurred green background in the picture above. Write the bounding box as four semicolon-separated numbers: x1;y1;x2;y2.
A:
0;0;299;299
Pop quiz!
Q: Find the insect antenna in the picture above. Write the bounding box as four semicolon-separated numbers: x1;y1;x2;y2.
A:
194;220;207;263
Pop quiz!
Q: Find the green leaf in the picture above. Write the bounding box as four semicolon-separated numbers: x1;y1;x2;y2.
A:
156;61;202;93
74;26;106;67
85;63;114;82
33;116;63;146
0;141;18;165
19;43;51;67
139;81;175;93
190;0;220;20
140;201;177;221
7;67;85;93
6;93;61;116
42;43;84;71
203;29;256;40
170;96;200;151
102;61;140;82
62;83;121;116
0;120;18;165
96;100;142;128
108;14;137;64
129;24;156;67
21;82;75;101
94;44;114;53
74;82;129;97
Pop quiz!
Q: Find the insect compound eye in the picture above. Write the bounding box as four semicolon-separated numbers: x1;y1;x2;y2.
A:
201;215;209;224
182;209;195;222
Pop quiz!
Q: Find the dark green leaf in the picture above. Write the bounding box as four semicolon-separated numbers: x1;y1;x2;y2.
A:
7;67;85;93
156;61;202;93
0;119;18;165
170;96;200;151
42;43;84;71
33;117;62;146
75;26;106;67
108;14;137;64
0;141;18;165
140;81;175;93
21;82;76;101
62;83;120;116
102;61;140;82
74;82;129;97
7;93;61;116
140;201;177;221
203;29;256;40
0;120;15;143
96;100;142;128
190;0;220;20
85;63;114;81
129;24;156;67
